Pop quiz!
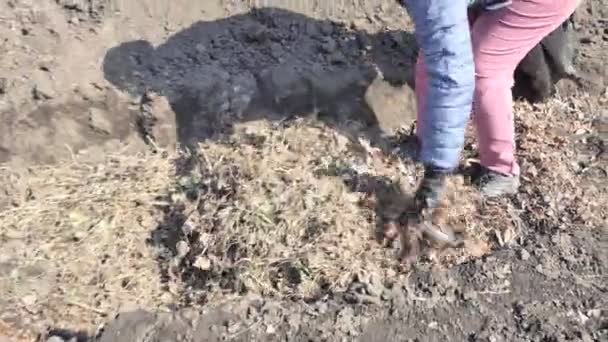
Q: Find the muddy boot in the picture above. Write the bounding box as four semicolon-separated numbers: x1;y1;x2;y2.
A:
409;166;465;250
415;166;448;209
475;168;520;198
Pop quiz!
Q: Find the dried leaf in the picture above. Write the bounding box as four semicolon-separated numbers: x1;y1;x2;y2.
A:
495;230;505;246
193;256;212;271
502;228;514;245
466;239;491;257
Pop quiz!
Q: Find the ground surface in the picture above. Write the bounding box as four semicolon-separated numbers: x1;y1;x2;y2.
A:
0;1;606;341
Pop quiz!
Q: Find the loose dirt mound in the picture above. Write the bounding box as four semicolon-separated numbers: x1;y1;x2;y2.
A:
150;119;490;305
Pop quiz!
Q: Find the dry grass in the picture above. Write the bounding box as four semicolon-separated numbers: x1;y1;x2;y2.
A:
152;118;493;306
0;152;176;333
513;92;607;231
157;120;403;302
0;94;605;336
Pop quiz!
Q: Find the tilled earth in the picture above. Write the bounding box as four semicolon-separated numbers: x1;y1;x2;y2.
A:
0;1;606;341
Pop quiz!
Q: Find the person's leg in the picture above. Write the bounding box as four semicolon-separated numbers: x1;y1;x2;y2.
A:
471;0;580;196
402;0;474;172
414;53;427;143
414;8;479;156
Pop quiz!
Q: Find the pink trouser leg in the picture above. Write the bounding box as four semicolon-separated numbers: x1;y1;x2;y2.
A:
471;0;579;176
414;0;579;175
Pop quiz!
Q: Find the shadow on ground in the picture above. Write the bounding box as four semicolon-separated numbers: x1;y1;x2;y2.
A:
102;7;419;154
102;6;579;154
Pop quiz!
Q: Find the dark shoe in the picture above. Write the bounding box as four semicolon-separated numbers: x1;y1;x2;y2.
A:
412;166;465;248
476;168;520;198
415;166;449;211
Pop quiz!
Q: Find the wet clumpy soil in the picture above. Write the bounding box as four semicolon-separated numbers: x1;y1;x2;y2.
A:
0;1;606;342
